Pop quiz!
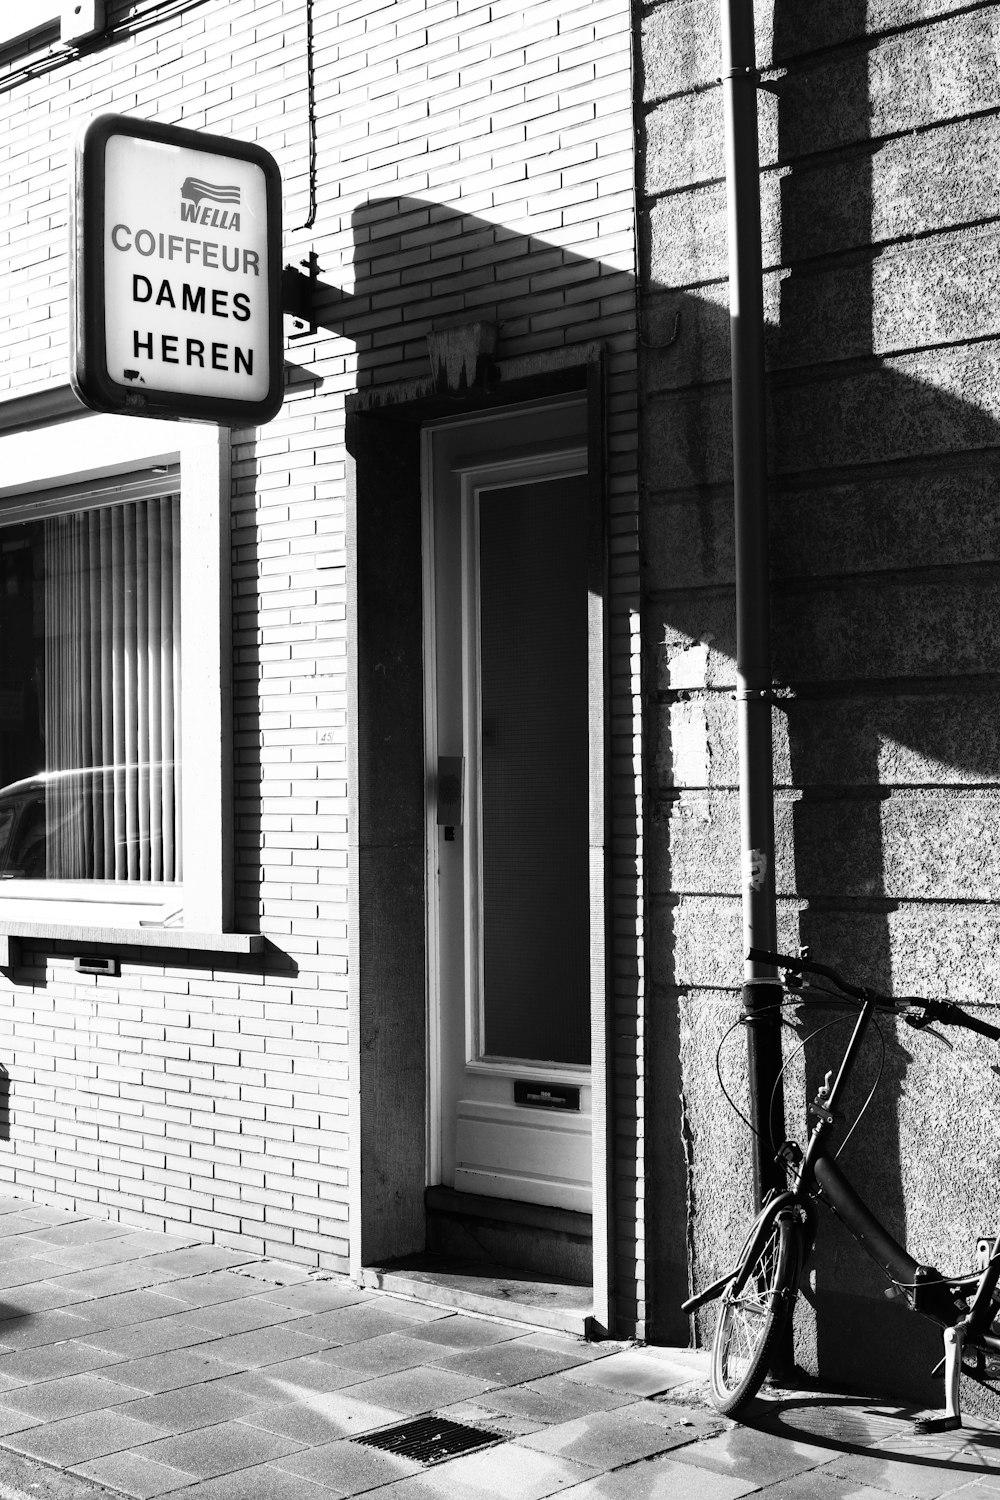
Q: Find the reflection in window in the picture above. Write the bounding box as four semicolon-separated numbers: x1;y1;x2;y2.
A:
0;496;181;882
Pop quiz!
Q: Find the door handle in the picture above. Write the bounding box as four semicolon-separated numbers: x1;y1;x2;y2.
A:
437;756;464;828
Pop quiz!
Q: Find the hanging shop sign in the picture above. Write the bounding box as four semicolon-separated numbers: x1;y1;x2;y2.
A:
71;114;283;425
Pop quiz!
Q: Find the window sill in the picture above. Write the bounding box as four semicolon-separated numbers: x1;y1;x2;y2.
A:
0;922;264;969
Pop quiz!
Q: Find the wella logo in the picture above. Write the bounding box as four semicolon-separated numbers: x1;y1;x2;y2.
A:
180;177;241;231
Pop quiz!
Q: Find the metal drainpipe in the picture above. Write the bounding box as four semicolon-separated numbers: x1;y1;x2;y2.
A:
720;0;786;1205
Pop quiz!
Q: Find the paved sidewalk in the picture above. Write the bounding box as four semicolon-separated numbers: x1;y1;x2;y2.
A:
0;1198;995;1497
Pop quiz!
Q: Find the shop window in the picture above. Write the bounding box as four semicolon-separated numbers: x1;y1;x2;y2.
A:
0;495;181;884
0;412;232;935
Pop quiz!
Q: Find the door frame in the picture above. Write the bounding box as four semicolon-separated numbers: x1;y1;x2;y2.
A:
346;358;613;1335
420;396;608;1227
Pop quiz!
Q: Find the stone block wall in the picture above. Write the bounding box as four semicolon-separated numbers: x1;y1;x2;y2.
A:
639;0;1000;1401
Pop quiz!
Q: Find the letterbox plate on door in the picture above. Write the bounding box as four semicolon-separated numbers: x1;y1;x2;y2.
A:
513;1080;581;1111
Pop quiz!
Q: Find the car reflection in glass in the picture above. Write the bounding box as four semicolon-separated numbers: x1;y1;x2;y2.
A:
0;766;175;881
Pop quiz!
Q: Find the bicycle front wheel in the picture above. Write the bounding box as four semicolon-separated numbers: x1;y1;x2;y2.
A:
710;1205;800;1417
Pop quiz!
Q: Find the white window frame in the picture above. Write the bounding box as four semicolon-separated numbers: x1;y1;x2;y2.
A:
0;409;235;940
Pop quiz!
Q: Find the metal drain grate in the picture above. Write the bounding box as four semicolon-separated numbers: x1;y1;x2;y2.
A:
353;1414;503;1465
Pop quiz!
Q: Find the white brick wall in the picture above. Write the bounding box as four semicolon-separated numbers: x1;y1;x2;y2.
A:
0;0;646;1325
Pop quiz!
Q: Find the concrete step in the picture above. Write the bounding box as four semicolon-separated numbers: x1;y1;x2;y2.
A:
361;1255;593;1336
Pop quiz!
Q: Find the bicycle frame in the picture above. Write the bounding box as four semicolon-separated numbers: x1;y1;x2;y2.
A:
800;989;1000;1428
687;985;1000;1430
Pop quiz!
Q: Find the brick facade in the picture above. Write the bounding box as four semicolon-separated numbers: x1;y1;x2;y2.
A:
0;0;648;1331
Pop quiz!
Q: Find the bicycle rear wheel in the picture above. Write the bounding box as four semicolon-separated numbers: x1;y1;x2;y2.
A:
710;1204;800;1417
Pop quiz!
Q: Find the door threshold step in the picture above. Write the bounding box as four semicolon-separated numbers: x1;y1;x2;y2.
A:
361;1255;593;1336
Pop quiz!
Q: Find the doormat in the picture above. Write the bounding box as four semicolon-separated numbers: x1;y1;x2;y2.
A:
352;1414;504;1465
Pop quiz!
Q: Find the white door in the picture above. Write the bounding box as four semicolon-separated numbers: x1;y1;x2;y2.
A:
423;402;593;1213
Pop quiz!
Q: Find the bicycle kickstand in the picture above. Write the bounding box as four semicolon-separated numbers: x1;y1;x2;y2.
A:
915;1325;964;1434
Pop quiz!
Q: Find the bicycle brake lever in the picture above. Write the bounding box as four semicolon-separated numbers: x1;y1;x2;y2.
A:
922;1027;954;1050
901;1007;954;1048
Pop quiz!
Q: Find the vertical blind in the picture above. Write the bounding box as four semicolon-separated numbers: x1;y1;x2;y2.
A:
43;496;182;882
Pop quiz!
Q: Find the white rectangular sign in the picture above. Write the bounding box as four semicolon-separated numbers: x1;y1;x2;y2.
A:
72;115;283;425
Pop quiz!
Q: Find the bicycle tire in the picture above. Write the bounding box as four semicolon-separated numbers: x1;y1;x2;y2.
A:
709;1204;800;1417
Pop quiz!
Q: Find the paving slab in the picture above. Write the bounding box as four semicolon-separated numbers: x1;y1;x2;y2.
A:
0;1338;123;1385
164;1463;342;1498
62;1289;188;1331
381;1442;595;1499
402;1315;524;1353
117;1381;263;1435
73;1448;197;1499
615;1399;726;1441
211;1352;369;1402
556;1459;761;1499
162;1296;304;1337
449;1371;636;1427
437;1397;548;1438
0;1309;103;1349
159;1271;278;1309
0;1281;97;1315
276;1433;424;1491
0;1262;63;1293
313;1332;445;1378
343;1365;497;1415
29;1242;173;1276
431;1338;590;1388
193;1323;332;1368
0;1403;42;1437
45;1263;187;1300
136;1419;306;1480
874;1424;1000;1470
667;1422;835;1487
2;1372;146;1421
77;1314;218;1360
21;1221;137;1249
513;1331;628;1362
514;1408;696;1471
0;1207;77;1230
227;1386;404;1439
134;1247;257;1280
104;1347;243;1395
292;1302;447;1348
230;1259;314;1288
743;1477;926;1500
254;1280;372;1316
560;1349;698;1398
820;1448;987;1497
3;1407;168;1466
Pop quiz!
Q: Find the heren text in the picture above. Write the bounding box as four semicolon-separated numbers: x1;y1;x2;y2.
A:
131;331;254;374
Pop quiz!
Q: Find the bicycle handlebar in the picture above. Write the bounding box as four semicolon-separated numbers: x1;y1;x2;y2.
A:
747;946;1000;1042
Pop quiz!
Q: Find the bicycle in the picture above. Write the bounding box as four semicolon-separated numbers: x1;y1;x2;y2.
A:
681;945;1000;1432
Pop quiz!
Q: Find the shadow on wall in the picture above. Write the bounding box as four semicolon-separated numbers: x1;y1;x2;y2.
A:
640;0;1000;1397
268;117;1000;1374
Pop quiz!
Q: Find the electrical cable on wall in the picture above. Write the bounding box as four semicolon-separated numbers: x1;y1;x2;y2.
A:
301;0;318;231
